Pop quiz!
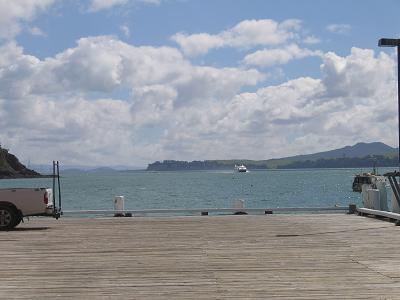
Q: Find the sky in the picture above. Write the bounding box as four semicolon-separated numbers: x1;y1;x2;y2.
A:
0;0;400;168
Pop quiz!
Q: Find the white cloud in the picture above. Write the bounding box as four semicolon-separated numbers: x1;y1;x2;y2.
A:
131;85;176;126
171;19;303;56
326;24;351;34
28;26;47;37
17;36;261;97
0;0;54;39
153;47;397;161
303;35;320;44
0;37;186;96
0;36;397;166
89;0;127;12
321;48;394;98
88;0;160;12
0;37;264;165
0;96;135;166
243;44;323;67
120;24;130;38
171;33;223;57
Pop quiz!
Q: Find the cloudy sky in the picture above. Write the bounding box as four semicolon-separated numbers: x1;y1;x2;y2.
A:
0;0;399;168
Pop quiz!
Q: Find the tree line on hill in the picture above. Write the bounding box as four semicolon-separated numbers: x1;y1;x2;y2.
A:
276;155;398;169
146;155;398;171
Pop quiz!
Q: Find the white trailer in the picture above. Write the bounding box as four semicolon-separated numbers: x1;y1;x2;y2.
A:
0;161;62;230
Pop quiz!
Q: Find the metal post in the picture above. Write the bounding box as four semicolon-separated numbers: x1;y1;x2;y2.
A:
56;161;62;214
387;176;400;204
398;46;400;170
52;160;56;215
378;39;400;169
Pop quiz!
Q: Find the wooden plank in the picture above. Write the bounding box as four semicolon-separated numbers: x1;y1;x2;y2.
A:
1;214;400;299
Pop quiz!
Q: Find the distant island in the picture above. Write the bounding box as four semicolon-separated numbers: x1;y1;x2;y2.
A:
0;146;42;179
147;142;398;171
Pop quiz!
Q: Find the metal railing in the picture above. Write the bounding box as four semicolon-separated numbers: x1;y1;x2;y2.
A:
62;206;350;217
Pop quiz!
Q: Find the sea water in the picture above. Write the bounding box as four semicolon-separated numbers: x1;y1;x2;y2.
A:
0;168;395;212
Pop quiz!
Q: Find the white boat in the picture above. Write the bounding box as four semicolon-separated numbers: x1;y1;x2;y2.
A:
235;164;248;173
352;170;388;211
352;172;387;192
352;165;382;192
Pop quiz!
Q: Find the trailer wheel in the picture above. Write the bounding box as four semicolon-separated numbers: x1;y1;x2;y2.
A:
0;205;18;230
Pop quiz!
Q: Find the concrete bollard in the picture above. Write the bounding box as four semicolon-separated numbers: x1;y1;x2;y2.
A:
348;204;356;214
114;196;125;217
233;199;247;215
233;199;245;209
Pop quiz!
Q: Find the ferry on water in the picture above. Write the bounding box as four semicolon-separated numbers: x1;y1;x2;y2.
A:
235;164;248;173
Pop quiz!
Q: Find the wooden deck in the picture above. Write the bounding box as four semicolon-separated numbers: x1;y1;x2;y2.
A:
1;214;400;299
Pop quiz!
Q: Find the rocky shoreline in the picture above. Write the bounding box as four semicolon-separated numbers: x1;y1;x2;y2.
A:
0;147;42;179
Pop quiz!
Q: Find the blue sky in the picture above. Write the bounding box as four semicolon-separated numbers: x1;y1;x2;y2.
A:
0;0;400;167
17;1;400;54
10;0;400;75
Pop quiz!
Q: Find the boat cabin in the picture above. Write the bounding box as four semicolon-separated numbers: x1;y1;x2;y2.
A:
352;174;373;192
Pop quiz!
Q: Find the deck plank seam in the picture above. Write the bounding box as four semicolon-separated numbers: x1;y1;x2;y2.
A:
275;225;393;238
350;258;398;281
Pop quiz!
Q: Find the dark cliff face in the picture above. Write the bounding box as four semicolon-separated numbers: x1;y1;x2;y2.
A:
0;147;41;179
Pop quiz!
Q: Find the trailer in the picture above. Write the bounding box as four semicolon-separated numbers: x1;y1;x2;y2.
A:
0;161;62;230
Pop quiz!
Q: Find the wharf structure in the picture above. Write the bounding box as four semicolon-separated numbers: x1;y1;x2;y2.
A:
1;213;400;299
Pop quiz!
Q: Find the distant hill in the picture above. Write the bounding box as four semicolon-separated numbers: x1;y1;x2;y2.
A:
60;167;117;173
288;142;396;161
147;142;398;171
0;146;42;179
86;167;117;173
31;164;143;173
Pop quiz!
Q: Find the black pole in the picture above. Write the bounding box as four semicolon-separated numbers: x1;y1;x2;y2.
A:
52;161;56;215
57;161;62;213
398;45;400;171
